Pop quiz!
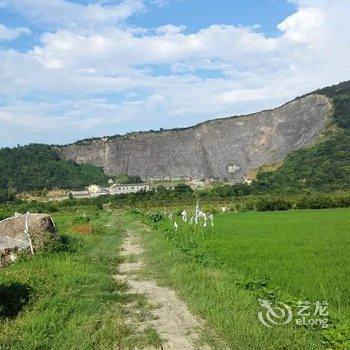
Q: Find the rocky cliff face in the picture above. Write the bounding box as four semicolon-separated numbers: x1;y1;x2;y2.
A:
59;94;333;181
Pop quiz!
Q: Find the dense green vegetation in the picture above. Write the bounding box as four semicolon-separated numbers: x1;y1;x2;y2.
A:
0;208;162;349
254;130;350;193
0;144;108;196
0;182;349;222
317;80;350;129
254;81;350;193
114;173;143;184
74;187;350;210
137;208;350;349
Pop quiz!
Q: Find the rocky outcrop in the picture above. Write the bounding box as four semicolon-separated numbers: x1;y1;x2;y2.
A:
59;94;333;181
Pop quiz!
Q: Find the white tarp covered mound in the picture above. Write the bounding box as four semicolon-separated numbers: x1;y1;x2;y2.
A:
0;213;57;266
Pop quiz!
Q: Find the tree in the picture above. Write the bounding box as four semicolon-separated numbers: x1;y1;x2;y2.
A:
174;183;193;194
0;144;108;192
114;174;142;184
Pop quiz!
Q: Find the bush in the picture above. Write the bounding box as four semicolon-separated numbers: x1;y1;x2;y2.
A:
256;197;292;211
42;234;71;253
332;194;350;207
294;195;332;209
149;212;163;223
230;192;350;212
46;205;59;213
174;183;193;194
72;215;91;224
203;205;220;214
114;174;142;184
129;208;143;215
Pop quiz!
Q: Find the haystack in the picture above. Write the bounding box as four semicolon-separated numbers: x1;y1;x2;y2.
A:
0;213;57;254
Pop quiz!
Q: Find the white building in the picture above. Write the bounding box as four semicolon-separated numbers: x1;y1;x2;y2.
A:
109;184;150;195
88;184;102;193
70;190;90;198
91;188;109;197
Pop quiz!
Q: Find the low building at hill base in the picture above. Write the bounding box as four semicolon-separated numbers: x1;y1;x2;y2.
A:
109;184;150;195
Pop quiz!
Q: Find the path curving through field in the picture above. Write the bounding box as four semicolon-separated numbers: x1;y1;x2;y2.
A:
114;231;211;350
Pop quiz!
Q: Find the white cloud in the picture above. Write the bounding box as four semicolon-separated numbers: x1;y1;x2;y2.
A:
28;24;277;74
0;0;349;146
0;23;30;41
0;0;144;28
278;7;325;44
156;24;185;35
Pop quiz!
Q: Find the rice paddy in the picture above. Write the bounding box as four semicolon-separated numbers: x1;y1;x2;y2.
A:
138;207;350;349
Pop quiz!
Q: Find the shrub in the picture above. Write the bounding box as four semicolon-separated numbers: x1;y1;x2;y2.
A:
46;205;59;213
174;183;193;194
203;205;220;214
295;194;335;209
332;194;350;207
149;212;163;223
129;208;143;215
256;197;292;211
72;215;91;224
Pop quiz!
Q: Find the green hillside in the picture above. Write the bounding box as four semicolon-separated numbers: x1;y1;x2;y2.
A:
0;144;108;200
254;81;350;193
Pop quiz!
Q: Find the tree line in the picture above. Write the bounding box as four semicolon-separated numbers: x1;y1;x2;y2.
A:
0;144;108;200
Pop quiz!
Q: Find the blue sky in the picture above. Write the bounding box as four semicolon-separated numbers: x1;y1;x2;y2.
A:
0;0;349;147
0;0;296;49
131;0;296;36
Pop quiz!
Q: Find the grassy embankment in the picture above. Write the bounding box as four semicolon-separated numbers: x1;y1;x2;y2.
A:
131;207;350;350
0;207;160;349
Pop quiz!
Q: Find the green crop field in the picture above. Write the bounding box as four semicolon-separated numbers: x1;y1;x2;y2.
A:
198;209;350;310
138;207;350;349
1;204;349;349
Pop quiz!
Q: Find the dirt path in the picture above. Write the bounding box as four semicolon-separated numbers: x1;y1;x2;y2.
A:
114;230;211;350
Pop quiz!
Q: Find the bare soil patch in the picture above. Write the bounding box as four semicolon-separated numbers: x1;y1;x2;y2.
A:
114;231;211;350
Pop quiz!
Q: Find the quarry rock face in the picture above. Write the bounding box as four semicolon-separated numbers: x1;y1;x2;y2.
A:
59;94;333;181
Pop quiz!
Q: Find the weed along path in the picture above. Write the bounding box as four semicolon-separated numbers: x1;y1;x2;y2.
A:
114;230;211;350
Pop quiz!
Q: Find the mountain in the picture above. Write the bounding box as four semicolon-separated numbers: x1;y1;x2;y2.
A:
59;94;332;182
254;81;350;193
0;80;349;198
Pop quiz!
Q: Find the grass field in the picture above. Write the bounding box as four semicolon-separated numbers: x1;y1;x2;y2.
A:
137;207;350;349
0;208;161;349
1;206;349;349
